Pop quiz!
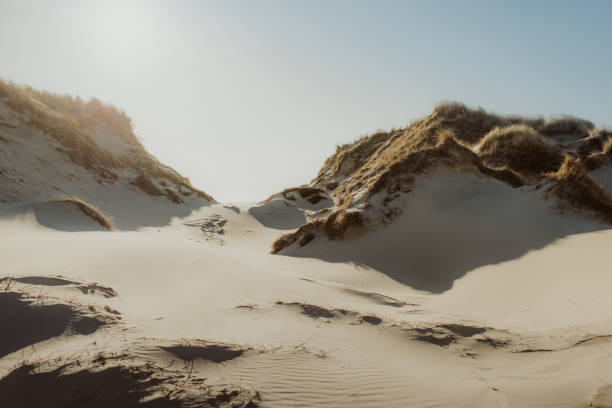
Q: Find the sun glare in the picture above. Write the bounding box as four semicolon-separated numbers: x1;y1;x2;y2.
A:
91;1;156;52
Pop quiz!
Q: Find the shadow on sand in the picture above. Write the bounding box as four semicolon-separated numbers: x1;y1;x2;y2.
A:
276;176;611;293
0;292;104;358
249;200;306;230
0;198;214;231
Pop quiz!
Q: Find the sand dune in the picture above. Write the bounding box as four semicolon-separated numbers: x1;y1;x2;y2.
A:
272;104;612;258
2;202;612;406
277;171;606;292
0;82;214;229
2;92;612;406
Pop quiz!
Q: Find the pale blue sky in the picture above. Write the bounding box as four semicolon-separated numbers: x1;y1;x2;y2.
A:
1;0;611;201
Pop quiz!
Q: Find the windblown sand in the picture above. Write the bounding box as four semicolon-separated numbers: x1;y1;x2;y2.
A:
2;171;612;407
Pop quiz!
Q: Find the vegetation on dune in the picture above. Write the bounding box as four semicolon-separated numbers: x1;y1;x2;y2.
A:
540;115;595;139
546;156;612;223
272;209;364;253
0;79;120;174
478;124;564;175
272;102;612;253
58;197;114;229
580;129;612;170
0;78;214;202
365;131;524;201
278;187;328;205
130;173;164;197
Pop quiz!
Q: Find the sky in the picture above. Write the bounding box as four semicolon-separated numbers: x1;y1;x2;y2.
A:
1;0;611;201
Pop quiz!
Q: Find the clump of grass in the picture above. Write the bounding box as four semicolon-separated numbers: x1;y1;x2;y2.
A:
367;131;524;200
280;187;327;205
313;131;394;182
577;129;612;157
192;188;214;201
163;188;183;204
313;105;537;211
540;115;595;138
430;102;545;145
323;209;365;239
59;197;114;229
130;173;194;204
546;156;612;223
271;221;322;253
130;174;162;196
478;124;564;175
271;209;365;253
604;138;612;156
580;130;612;170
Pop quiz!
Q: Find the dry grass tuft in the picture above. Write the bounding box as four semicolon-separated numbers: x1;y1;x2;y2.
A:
580;129;612;170
280;187;327;205
429;102;545;145
271;221;322;253
313;105;535;211
546;156;612;223
323;209;365;239
271;209;365;253
130;174;187;204
605;138;612;156
163;187;184;204
366;130;524;201
59;197;114;229
479;125;564;175
130;173;162;196
313;131;394;183
577;129;612;157
541;116;595;138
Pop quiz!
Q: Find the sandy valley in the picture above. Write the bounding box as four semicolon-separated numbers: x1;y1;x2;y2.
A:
2;81;612;407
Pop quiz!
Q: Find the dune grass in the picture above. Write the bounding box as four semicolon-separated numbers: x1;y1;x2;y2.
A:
0;78;214;202
0;79;123;172
274;103;612;252
478;124;564;175
279;187;327;204
540;115;595;138
580;130;612;170
271;208;365;253
130;174;186;204
59;197;114;230
130;174;163;197
546;157;612;223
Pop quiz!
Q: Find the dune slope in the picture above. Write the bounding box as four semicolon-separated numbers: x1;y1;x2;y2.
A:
2;202;612;407
269;103;612;291
0;79;214;229
2;93;612;406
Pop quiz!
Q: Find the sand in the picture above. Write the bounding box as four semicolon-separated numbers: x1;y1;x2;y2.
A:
2;93;612;406
2;168;612;407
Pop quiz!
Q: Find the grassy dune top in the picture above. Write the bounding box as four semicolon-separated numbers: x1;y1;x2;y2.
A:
0;79;214;202
273;103;612;252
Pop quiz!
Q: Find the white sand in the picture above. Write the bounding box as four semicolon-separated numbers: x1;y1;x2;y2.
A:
2;97;612;406
2;171;612;406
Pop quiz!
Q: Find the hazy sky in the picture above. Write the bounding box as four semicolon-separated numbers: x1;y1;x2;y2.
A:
2;0;611;201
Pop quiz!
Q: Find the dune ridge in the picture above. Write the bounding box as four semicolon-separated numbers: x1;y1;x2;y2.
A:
0;79;212;201
3;80;612;407
0;79;214;229
271;102;612;252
